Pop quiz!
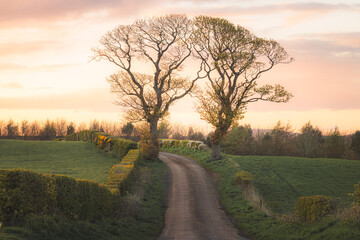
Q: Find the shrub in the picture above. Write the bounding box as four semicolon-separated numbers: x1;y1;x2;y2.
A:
140;142;159;161
107;150;140;195
0;169;55;225
0;169;119;226
355;182;360;206
181;140;189;147
111;137;138;159
52;174;81;219
65;130;137;158
235;171;254;189
294;195;332;223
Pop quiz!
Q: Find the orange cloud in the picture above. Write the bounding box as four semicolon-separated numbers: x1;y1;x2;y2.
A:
0;63;77;72
0;82;22;89
0;88;118;112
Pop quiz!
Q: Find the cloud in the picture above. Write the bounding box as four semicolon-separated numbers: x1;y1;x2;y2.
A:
0;0;162;26
0;41;63;56
284;32;360;59
0;62;77;72
164;1;358;16
0;82;22;89
0;88;119;112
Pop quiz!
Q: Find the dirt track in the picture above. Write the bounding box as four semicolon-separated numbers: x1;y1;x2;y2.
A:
157;152;248;240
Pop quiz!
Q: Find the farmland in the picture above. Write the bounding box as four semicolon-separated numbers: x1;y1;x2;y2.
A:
162;146;360;239
0;139;167;239
0;139;118;183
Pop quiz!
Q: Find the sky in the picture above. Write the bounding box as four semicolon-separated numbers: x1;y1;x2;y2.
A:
0;0;359;133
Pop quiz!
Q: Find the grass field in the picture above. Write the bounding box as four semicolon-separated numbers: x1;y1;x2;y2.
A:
162;147;360;239
0;140;118;183
0;160;167;240
227;155;360;214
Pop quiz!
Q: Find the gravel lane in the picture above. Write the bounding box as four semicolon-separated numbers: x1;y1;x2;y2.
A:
157;152;248;240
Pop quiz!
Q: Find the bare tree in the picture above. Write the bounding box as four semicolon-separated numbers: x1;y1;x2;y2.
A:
6;119;19;137
101;120;119;135
29;121;41;136
77;122;88;132
89;119;100;131
92;15;205;159
54;118;68;136
21;120;30;136
0;120;5;136
193;16;293;160
158;120;172;139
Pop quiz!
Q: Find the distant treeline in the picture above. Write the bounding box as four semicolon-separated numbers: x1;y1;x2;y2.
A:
1;118;359;160
218;121;360;160
0;119;134;140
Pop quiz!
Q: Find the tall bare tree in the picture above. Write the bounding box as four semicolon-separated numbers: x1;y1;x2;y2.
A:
193;16;293;160
92;15;204;159
54;118;68;136
29;121;41;136
21;120;30;136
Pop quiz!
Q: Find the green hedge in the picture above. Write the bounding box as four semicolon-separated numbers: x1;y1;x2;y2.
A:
160;139;209;150
107;149;140;195
65;130;137;158
0;169;119;225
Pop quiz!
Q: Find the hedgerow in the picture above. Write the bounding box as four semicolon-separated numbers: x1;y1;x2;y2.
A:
160;139;209;151
0;148;141;226
107;149;140;195
0;169;119;225
65;130;137;158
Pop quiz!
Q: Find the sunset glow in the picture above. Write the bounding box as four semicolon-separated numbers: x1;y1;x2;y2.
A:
0;0;359;132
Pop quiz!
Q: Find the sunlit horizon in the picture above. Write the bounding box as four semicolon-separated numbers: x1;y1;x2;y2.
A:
0;0;359;133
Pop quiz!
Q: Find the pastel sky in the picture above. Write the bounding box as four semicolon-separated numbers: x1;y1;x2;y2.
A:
0;0;359;132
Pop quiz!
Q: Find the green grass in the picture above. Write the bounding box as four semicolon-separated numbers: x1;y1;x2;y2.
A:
0;160;167;240
162;147;360;240
229;155;360;214
0;140;118;183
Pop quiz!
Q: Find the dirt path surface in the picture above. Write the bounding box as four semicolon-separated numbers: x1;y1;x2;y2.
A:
157;152;248;240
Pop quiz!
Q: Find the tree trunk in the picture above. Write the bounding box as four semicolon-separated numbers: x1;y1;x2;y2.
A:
211;143;222;161
149;119;159;149
140;118;160;161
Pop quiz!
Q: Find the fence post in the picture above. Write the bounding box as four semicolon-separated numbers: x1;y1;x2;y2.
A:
76;133;79;141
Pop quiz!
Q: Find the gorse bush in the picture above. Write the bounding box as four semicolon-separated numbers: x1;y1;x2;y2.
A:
294;195;332;223
65;130;137;158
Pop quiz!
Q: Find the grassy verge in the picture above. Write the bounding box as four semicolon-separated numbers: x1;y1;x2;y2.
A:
0;140;118;183
0;160;167;240
162;147;360;240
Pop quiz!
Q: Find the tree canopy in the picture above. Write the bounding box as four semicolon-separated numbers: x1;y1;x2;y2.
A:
92;15;204;159
192;16;293;160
